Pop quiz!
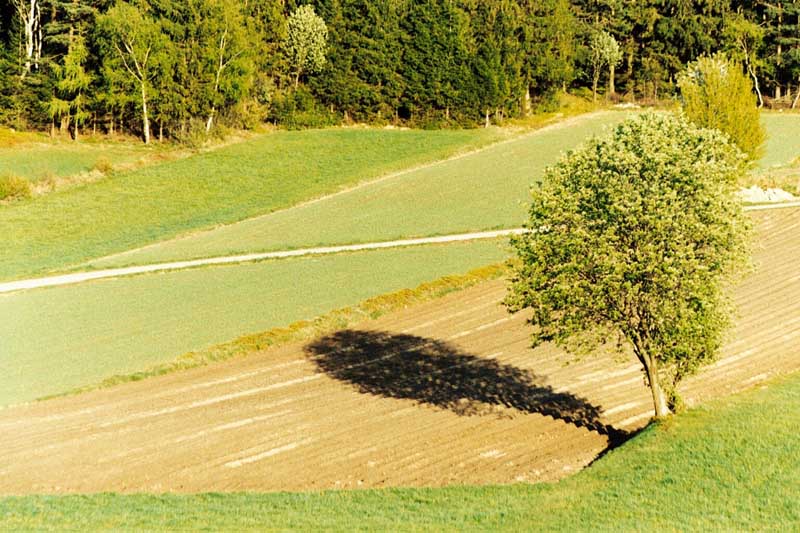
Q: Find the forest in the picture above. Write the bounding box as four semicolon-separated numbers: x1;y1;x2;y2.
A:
0;0;798;141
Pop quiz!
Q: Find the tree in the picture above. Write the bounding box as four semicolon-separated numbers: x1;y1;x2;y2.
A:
505;113;750;418
588;29;621;101
283;4;328;89
48;32;91;139
12;0;42;77
723;12;766;108
96;2;172;144
467;0;522;127
678;53;766;161
519;0;577;111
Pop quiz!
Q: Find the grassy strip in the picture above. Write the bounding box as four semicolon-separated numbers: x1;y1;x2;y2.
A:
2;370;798;530
41;263;507;402
90;112;627;269
0;128;501;281
0;240;508;406
89;113;800;270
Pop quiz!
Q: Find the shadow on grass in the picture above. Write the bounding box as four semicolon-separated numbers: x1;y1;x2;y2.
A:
305;329;628;444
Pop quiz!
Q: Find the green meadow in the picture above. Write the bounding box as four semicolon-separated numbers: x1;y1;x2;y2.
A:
92;112;626;268
759;113;800;169
2;370;798;531
0;240;506;406
0;140;155;182
0;127;501;281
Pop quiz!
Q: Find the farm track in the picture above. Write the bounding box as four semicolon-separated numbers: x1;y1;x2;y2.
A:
0;208;798;494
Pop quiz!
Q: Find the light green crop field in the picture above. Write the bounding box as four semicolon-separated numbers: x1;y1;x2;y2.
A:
759;113;800;169
0;128;501;281
92;112;627;269
91;112;800;270
0;239;507;406
3;371;798;531
0;141;155;182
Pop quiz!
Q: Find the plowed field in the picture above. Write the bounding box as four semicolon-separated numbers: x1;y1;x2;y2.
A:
0;208;798;495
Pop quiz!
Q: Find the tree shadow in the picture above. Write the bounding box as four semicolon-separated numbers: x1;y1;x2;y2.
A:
305;329;628;444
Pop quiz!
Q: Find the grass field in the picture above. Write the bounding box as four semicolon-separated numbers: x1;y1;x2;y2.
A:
0;141;156;183
759;113;800;169
0;239;507;406
0;128;502;281
91;113;627;269
92;112;800;270
2;370;797;531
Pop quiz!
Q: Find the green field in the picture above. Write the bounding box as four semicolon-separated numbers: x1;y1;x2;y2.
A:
92;112;799;270
91;112;627;269
0;240;507;406
0;141;156;182
0;128;501;281
759;113;800;169
2;370;797;531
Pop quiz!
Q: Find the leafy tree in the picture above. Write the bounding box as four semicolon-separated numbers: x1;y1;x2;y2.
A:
588;29;621;101
95;1;172;144
283;4;328;89
723;12;766;107
506;113;750;418
678;53;766;161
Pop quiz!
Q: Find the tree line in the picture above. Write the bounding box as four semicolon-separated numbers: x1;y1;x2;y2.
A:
0;0;798;141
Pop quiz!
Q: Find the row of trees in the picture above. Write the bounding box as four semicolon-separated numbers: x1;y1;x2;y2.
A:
0;0;798;140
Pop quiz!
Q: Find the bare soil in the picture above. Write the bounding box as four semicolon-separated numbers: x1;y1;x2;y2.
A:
0;208;797;494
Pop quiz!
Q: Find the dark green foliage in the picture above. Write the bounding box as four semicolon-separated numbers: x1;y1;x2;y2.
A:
0;0;791;134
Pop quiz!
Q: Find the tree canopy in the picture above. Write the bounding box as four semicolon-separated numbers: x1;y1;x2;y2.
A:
505;113;751;417
0;0;791;138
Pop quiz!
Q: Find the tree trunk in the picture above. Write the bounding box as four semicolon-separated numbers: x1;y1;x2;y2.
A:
592;70;599;102
792;82;800;110
159;122;164;142
484;108;490;128
644;357;670;418
206;108;215;133
294;70;300;89
522;87;531;117
140;81;150;145
745;60;763;108
608;62;615;97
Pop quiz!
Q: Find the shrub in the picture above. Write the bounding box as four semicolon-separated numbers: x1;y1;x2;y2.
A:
0;174;32;201
92;158;114;174
270;87;338;130
678;53;765;162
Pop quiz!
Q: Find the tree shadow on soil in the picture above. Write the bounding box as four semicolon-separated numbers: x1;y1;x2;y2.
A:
305;329;628;444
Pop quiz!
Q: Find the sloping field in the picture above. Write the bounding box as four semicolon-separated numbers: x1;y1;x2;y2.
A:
0;128;500;281
0;208;797;494
88;112;799;270
0;240;507;406
89;112;627;269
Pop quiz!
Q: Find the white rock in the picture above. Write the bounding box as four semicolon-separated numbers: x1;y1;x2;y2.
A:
737;185;796;204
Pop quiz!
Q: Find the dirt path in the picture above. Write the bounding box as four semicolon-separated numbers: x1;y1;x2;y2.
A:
0;229;526;293
0;208;797;494
3;202;798;294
